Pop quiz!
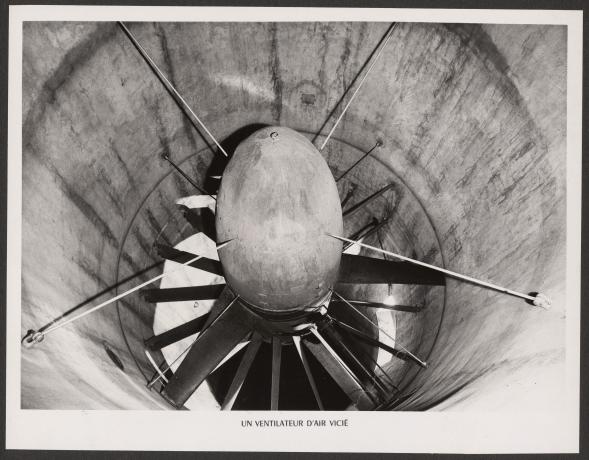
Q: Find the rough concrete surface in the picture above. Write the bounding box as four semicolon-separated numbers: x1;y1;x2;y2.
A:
20;22;566;410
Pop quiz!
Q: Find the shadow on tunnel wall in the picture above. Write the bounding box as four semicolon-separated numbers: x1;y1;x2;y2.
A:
203;123;270;194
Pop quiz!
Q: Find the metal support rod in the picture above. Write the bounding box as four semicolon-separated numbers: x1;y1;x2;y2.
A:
309;326;371;397
338;335;397;394
155;243;223;276
331;290;427;368
41;255;202;336
23;241;234;345
328;234;549;307
118;22;228;157
292;336;324;410
336;140;382;182
343;183;396;219
35;260;164;334
162;153;215;200
340;183;357;208
376;223;390;262
148;358;165;382
320;23;397;151
345;217;379;250
144;350;169;383
330;316;425;368
271;337;282;411
344;216;393;251
147;334;199;388
355;342;399;392
321;322;389;397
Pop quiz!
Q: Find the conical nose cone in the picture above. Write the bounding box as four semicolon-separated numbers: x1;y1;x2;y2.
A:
216;126;343;312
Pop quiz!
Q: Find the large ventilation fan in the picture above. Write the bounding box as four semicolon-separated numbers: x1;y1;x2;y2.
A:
22;20;551;412
140;125;441;411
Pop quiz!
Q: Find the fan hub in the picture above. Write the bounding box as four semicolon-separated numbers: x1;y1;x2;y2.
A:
216;126;343;313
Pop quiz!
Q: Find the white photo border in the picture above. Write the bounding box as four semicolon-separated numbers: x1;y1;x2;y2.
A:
6;5;583;453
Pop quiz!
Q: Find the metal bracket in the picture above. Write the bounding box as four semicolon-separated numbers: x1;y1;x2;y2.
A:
22;330;44;348
528;292;552;310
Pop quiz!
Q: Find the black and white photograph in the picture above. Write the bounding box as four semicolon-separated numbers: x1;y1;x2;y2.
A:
5;4;583;454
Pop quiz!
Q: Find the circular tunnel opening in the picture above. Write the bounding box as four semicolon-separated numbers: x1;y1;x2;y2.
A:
20;21;566;412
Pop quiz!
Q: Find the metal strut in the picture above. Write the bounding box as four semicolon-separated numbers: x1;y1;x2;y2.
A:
343;216;393;251
117;22;229;157
330;316;425;368
22;241;234;347
331;290;428;368
343;183;396;219
328;234;551;308
336;140;383;182
162;153;215;200
320;23;398;151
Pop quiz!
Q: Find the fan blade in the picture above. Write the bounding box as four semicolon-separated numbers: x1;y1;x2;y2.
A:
331;299;424;313
212;340;250;373
338;254;445;285
331;317;426;368
142;284;225;303
155;243;223;276
351;341;399;392
270;337;282;411
201;287;234;330
221;334;262;410
176;194;216;210
179;205;216;242
321;323;388;397
292;336;324;410
304;328;374;410
161;298;252;408
145;313;210;351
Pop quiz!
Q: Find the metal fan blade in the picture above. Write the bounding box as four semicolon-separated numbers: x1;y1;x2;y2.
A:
320;323;388;397
179;205;216;242
142;284;225;303
338;254;445;285
330;299;424;313
176;194;216;210
161;298;252;408
331;317;426;368
303;329;374;410
270;337;282;410
155;243;223;276
292;336;324;410
221;334;262;410
212;340;250;373
200;287;234;331
145;313;210;351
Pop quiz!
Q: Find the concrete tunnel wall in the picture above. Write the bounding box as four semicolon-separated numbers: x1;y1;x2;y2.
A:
20;21;566;410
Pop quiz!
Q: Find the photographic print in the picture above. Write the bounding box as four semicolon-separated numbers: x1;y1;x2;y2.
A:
6;5;583;454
